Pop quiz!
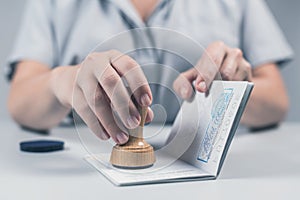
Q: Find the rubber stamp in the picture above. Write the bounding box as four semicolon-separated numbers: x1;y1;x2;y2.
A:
110;106;156;169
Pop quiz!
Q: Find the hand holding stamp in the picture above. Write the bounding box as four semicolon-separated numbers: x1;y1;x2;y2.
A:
110;106;156;169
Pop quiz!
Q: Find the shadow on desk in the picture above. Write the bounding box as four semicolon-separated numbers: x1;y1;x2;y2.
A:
4;125;96;177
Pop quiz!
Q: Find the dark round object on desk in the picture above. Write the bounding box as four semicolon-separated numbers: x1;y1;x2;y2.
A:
20;140;64;153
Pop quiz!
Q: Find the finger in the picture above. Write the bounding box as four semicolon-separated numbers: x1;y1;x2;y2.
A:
173;68;197;100
73;86;110;140
145;107;154;124
92;57;140;130
195;41;227;92
220;48;243;81
233;59;252;81
92;85;129;145
109;50;152;107
78;76;130;144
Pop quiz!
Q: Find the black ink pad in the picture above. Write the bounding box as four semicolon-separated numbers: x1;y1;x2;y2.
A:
20;140;64;153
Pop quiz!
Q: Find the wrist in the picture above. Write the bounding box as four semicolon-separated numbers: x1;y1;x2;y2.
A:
50;65;79;109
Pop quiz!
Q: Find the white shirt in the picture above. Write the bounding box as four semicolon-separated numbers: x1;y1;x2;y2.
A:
7;0;293;123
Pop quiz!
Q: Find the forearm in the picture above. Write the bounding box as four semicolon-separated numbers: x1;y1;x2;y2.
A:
241;64;289;128
8;64;76;130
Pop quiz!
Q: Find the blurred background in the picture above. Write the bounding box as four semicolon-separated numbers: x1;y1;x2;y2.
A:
0;0;299;122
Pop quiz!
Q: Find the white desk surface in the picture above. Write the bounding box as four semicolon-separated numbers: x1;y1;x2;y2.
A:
1;119;300;200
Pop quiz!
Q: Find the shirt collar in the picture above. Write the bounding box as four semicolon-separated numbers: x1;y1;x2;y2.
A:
107;0;168;27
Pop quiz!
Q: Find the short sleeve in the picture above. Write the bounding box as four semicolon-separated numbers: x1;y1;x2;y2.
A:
241;0;294;68
5;0;56;80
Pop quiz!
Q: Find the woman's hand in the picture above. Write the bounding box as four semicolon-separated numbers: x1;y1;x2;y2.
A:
173;41;253;100
52;50;153;144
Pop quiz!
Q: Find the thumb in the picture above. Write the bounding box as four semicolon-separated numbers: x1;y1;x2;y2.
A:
173;68;197;100
195;74;208;93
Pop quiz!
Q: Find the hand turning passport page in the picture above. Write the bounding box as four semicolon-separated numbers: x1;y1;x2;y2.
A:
85;81;254;186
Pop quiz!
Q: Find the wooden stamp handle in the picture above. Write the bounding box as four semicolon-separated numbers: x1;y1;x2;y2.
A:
110;106;155;168
127;106;147;139
139;106;148;127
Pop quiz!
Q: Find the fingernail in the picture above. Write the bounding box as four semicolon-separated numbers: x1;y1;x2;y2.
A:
127;115;140;128
180;86;188;98
141;94;151;106
148;107;154;121
198;81;206;91
116;132;129;144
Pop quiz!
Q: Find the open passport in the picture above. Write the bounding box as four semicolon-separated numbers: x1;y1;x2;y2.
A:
85;81;254;186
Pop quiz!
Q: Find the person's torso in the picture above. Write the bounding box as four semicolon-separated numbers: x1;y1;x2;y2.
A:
51;0;245;123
